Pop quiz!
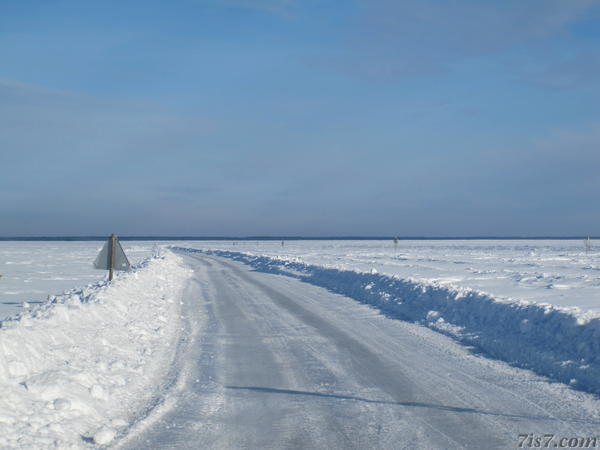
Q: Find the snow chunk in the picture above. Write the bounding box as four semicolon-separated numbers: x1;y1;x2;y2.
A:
90;384;108;401
426;310;441;321
7;362;28;378
93;426;116;445
53;398;71;411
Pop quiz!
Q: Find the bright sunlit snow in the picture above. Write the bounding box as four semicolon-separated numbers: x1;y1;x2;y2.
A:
179;239;600;394
0;250;191;448
4;240;598;321
0;241;175;320
2;239;600;448
187;239;600;312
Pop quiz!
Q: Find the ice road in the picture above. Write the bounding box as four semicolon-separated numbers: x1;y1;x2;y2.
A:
121;251;600;449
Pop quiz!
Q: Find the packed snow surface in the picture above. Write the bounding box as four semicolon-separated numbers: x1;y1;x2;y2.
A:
123;251;600;449
0;251;191;448
176;240;600;394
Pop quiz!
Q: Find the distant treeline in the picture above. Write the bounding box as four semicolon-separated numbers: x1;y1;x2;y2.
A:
0;236;596;242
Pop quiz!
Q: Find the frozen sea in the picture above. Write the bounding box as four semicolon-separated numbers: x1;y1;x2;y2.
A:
0;241;159;319
187;239;600;314
1;239;599;320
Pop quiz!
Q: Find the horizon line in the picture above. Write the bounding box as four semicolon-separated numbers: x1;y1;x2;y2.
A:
0;236;597;242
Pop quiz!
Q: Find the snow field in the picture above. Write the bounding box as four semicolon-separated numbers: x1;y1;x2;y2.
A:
179;240;600;311
0;251;192;448
184;248;600;395
0;241;161;320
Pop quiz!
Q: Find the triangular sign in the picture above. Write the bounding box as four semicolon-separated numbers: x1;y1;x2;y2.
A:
94;237;131;271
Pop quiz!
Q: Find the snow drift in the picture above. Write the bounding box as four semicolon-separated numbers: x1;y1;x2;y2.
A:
180;248;600;395
0;251;191;448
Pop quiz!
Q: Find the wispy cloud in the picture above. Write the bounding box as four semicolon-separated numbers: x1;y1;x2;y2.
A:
0;79;218;209
155;185;219;203
218;0;298;16
320;0;600;81
523;51;600;89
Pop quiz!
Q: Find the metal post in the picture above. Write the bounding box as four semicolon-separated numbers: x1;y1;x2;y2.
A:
109;233;116;281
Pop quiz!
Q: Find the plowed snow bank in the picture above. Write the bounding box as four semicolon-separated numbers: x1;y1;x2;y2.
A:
0;251;191;448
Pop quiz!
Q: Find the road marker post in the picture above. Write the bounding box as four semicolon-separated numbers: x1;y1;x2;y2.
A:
94;234;131;281
109;234;116;281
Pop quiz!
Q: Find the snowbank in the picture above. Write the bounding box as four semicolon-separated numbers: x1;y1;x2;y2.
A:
0;251;191;448
181;248;600;395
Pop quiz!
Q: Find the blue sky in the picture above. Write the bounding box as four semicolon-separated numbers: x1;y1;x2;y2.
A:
1;0;600;237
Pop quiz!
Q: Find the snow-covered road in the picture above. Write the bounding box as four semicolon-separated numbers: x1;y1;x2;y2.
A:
121;252;600;449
